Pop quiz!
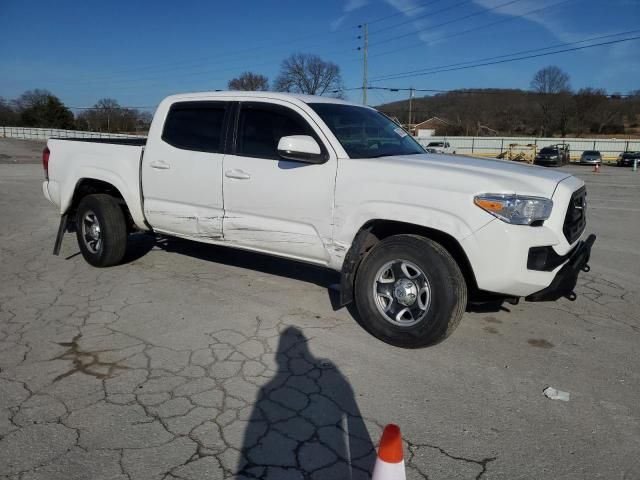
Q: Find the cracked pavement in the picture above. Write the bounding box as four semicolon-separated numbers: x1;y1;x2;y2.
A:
1;141;639;479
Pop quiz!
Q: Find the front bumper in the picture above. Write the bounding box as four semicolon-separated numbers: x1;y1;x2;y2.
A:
461;175;589;297
535;157;561;166
526;234;596;301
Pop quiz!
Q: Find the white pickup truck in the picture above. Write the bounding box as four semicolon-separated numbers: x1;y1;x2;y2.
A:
42;91;595;348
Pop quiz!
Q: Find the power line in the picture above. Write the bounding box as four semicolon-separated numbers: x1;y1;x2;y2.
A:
372;28;640;81
343;86;635;98
366;0;574;59
44;44;354;94
45;31;358;88
423;0;575;46
370;33;640;82
369;0;524;46
359;0;449;26
369;0;475;36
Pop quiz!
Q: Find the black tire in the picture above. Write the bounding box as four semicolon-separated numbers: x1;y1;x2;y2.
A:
75;194;127;267
354;234;467;348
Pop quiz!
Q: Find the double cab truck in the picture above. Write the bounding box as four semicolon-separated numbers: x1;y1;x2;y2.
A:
42;91;595;348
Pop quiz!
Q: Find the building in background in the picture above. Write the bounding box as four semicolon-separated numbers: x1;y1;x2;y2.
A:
413;117;452;137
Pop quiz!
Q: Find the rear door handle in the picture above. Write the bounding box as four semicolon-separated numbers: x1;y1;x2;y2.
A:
225;169;251;180
150;160;170;170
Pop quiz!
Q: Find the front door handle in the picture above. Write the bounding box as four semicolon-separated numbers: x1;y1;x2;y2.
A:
150;160;170;170
225;169;251;180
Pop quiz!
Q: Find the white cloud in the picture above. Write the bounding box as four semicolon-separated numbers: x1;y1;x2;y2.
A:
345;0;369;12
330;14;348;31
329;0;369;31
472;0;582;43
383;0;428;16
381;0;442;45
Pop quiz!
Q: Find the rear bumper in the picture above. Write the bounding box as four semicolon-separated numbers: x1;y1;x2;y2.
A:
618;159;637;166
42;181;54;205
526;234;596;302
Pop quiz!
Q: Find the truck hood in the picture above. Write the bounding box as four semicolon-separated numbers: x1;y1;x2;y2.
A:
366;153;572;198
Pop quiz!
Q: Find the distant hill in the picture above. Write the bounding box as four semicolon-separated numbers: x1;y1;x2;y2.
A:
375;88;640;138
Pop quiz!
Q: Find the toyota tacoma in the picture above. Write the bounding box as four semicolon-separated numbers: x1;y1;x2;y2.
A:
42;92;595;348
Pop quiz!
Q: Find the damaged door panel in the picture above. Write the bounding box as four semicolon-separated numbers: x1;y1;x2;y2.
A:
222;100;336;264
141;101;229;238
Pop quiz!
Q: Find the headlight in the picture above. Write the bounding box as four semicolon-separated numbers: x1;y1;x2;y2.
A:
474;194;553;225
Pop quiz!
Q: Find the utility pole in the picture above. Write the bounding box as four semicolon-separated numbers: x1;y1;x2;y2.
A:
362;23;368;105
408;87;414;130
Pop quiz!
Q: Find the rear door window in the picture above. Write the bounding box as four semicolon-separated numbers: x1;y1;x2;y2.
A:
162;102;228;153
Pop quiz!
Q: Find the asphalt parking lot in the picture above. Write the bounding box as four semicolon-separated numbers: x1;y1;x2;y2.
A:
0;138;639;479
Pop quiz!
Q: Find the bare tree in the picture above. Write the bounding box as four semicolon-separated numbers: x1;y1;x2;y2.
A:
377;86;637;137
76;98;148;133
530;66;572;136
274;53;343;96
0;97;18;125
574;88;607;135
530;66;571;94
228;72;269;91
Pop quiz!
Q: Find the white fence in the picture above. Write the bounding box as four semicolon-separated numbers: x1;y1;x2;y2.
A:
1;126;145;141
417;136;640;161
3;127;638;161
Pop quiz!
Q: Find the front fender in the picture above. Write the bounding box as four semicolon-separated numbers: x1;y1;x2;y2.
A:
330;201;490;270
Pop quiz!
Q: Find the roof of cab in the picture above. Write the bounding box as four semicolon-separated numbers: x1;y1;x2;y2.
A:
161;90;362;107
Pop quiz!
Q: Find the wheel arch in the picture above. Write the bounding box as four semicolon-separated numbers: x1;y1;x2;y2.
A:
67;178;133;232
338;219;478;306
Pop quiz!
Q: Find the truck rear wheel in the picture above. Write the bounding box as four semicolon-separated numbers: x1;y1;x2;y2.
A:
75;194;127;267
354;234;467;348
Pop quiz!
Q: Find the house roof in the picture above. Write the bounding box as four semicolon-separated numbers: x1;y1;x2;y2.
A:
413;117;452;129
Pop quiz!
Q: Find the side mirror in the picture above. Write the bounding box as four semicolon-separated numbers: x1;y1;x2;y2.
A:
277;135;325;164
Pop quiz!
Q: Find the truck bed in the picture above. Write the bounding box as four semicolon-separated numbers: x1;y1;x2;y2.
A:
45;137;148;230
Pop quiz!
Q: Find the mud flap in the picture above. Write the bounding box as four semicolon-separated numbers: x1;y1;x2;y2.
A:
53;213;68;256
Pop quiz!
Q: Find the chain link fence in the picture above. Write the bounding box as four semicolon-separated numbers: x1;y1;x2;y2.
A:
417;136;640;161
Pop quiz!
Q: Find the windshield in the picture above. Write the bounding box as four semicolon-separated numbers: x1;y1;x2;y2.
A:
427;142;444;147
583;151;599;155
539;148;557;154
308;103;425;159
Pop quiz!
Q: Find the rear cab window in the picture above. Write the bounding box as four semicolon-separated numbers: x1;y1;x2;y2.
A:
162;101;228;153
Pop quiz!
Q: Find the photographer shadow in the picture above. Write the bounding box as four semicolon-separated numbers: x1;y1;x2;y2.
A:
237;327;375;479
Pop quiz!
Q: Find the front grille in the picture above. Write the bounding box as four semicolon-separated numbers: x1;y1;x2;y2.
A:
563;187;587;244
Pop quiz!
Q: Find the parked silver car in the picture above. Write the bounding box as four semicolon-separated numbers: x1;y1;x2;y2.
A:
579;150;602;165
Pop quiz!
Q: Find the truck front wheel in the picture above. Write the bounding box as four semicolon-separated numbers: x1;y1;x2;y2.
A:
75;194;127;267
354;234;467;348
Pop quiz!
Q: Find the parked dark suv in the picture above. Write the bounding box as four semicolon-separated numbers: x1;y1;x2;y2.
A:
617;151;640;167
535;144;570;167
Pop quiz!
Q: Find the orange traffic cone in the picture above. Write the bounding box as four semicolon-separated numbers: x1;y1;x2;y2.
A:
372;424;406;480
594;163;600;173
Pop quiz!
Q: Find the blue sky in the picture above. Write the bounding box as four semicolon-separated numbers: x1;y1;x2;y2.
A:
1;0;638;111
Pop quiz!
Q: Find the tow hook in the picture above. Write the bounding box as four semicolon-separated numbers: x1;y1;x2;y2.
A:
582;264;590;272
565;292;577;301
